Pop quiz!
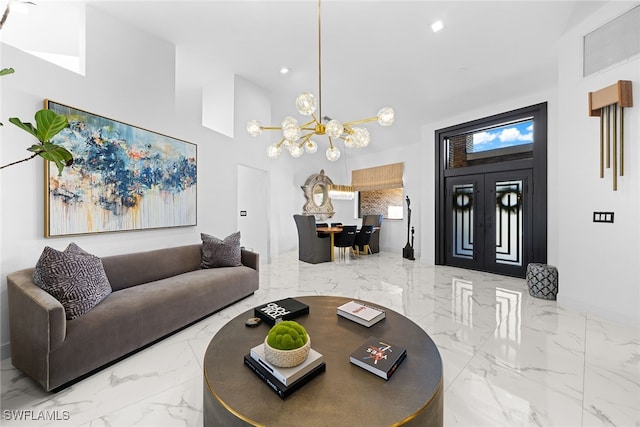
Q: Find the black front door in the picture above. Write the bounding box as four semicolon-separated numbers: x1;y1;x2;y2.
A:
445;170;532;277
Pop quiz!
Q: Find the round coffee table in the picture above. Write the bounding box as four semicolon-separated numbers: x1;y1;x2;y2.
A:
203;295;443;426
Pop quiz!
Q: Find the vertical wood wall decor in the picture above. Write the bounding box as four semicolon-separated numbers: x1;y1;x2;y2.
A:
588;80;633;191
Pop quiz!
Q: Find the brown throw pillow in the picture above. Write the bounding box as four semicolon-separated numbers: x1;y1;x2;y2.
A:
201;232;242;268
32;243;112;320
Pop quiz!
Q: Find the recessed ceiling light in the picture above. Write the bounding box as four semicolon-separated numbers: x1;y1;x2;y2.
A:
280;67;290;74
431;20;444;33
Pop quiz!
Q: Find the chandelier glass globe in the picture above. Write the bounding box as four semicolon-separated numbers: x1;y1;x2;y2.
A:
352;127;371;147
377;107;395;126
296;93;317;116
266;144;281;159
305;140;318;153
325;119;344;139
289;144;304;158
344;134;356;148
246;120;262;136
281;116;301;141
326;146;341;161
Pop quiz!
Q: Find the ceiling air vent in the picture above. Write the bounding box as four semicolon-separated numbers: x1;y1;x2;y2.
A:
583;5;640;77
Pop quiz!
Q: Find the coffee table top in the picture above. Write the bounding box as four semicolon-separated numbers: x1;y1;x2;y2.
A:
203;295;443;426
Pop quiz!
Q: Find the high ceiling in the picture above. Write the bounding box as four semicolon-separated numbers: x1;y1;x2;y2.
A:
8;1;613;150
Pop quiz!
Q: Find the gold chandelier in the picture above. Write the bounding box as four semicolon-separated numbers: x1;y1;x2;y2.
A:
246;0;394;161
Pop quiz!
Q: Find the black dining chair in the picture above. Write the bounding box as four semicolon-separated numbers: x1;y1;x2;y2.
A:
362;214;383;253
353;225;374;256
333;225;357;261
330;222;343;227
316;222;329;238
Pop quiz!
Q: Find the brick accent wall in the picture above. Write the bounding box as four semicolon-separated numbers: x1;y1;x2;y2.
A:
360;188;404;218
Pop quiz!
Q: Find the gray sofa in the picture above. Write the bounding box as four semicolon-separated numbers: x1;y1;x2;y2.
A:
6;244;259;391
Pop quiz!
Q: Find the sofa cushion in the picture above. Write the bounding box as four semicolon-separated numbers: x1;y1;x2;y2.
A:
201;232;242;268
102;245;201;292
33;244;112;320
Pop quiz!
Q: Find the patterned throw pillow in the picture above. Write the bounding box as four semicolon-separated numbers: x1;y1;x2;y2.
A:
33;243;112;320
201;232;242;268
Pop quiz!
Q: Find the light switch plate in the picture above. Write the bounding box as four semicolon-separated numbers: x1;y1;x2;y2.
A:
593;212;614;223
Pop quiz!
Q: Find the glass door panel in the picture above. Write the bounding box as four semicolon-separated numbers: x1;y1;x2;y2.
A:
495;180;523;266
445;176;481;270
484;170;532;277
452;183;475;260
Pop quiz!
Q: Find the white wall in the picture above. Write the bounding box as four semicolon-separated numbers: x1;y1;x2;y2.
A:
556;2;639;327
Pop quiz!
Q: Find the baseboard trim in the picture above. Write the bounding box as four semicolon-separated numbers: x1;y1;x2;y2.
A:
557;294;640;328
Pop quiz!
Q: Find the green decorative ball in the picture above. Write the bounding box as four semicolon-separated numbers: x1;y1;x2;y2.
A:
266;321;308;350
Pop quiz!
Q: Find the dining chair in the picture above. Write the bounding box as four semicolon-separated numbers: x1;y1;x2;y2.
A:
353;224;374;256
316;222;329;238
293;215;332;264
362;214;383;253
333;225;357;261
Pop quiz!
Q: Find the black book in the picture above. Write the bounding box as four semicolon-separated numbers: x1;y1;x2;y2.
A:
253;297;309;326
349;336;407;380
243;354;326;399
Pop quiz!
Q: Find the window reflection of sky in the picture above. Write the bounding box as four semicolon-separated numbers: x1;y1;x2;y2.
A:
472;120;534;152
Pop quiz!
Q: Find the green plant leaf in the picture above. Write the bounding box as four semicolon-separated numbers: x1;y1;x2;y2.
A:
8;117;38;138
28;143;73;176
9;110;68;143
34;109;69;142
0;67;15;76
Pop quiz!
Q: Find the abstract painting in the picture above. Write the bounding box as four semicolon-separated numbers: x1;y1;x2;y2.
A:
45;100;197;237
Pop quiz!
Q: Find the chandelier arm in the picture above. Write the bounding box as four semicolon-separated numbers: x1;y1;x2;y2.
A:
276;138;286;147
297;134;313;147
261;126;283;131
300;119;316;128
328;135;334;148
342;116;379;127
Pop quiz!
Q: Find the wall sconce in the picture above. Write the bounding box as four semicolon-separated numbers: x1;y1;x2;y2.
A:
588;80;633;191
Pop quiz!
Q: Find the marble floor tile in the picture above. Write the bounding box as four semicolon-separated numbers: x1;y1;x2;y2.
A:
445;350;584;426
2;250;639;427
582;314;640;427
79;378;203;427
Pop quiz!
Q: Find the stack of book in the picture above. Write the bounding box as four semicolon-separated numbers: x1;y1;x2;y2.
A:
337;300;386;327
349;336;407;380
244;343;325;399
254;297;310;326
